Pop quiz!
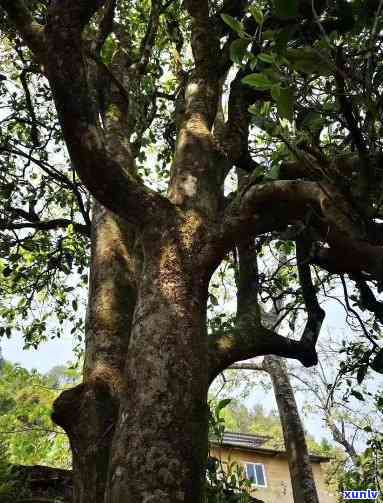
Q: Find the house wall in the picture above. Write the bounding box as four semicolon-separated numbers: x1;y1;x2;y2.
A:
210;446;337;503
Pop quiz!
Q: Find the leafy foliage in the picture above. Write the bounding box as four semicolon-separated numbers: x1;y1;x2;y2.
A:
0;360;76;468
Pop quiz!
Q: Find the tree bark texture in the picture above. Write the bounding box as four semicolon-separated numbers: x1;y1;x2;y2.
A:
263;356;320;503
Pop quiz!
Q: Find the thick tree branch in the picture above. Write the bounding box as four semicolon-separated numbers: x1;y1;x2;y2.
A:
48;0;106;32
217;70;266;174
183;0;220;127
167;1;224;215
40;3;172;225
208;325;318;382
212;180;383;280
296;239;325;348
93;0;116;54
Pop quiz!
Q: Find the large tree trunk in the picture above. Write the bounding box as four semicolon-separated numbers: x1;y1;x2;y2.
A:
53;204;211;503
263;355;320;503
105;232;210;502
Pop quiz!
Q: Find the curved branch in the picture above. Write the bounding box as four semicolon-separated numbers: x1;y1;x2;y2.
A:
40;2;172;225
217;69;266;174
208;325;318;382
351;274;383;324
215;180;383;279
208;241;323;381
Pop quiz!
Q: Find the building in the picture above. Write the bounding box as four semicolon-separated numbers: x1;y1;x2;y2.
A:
210;431;336;503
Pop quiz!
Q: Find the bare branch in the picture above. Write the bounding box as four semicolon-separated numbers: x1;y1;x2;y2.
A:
335;48;367;158
0;217;90;237
229;362;264;371
130;0;162;76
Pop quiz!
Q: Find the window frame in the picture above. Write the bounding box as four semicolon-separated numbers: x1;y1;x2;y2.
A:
244;462;268;488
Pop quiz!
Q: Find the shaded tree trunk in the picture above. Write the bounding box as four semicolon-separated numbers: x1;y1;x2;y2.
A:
52;203;137;502
105;229;210;502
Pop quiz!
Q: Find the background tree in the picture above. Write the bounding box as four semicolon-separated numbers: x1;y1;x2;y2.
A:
0;360;74;468
1;1;383;502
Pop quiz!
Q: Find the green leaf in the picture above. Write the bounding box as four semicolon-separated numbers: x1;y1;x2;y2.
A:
271;83;281;100
286;48;332;75
249;5;264;25
276;86;295;122
215;398;231;416
357;365;367;385
258;53;275;64
221;14;244;34
351;390;365;401
268;164;280;180
230;39;248;64
273;0;298;19
263;30;275;40
249;56;258;71
371;349;383;374
242;73;273;90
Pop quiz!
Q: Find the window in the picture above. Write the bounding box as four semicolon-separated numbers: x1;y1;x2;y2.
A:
245;463;267;487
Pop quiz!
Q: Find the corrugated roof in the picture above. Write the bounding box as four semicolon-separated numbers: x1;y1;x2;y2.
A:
211;431;332;463
213;431;270;449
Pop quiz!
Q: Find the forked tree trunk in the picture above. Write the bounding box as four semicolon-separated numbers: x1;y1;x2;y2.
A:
53;204;212;503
